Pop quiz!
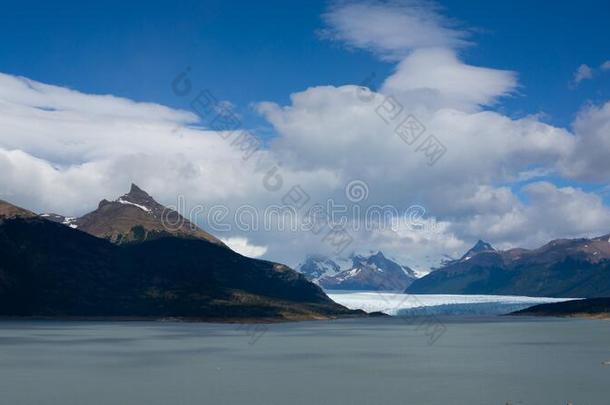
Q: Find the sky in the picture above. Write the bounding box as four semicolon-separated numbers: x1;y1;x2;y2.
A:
1;0;610;271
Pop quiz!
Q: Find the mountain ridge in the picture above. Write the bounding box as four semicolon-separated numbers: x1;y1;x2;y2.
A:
0;190;362;321
297;252;418;291
407;235;610;297
0;200;37;220
44;184;225;246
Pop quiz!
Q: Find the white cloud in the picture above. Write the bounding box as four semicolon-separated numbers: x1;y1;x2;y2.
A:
320;0;470;61
259;85;573;215
0;73;194;123
454;182;610;248
560;101;610;181
572;64;594;87
601;60;610;71
382;48;517;111
1;1;609;273
220;237;268;258
0;72;266;215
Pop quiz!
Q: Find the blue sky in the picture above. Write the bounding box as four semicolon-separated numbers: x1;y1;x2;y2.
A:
2;0;609;130
1;0;610;267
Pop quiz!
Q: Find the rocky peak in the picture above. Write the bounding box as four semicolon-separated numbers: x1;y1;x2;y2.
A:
297;255;341;282
473;240;495;251
370;251;385;260
125;183;151;201
314;251;418;291
71;184;225;246
460;240;495;261
118;183;157;208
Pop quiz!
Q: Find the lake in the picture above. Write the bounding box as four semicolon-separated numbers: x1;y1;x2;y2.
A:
1;317;609;405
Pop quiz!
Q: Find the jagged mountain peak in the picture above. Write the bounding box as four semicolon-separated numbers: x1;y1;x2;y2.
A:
297;255;341;282
71;184;224;246
129;182;146;194
124;183;153;202
114;184;159;211
473;240;495;252
297;251;418;291
459;239;495;261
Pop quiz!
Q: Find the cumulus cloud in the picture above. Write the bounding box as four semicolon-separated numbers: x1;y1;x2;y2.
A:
382;48;517;110
321;1;515;111
0;72;265;215
320;0;470;60
453;182;610;249
602;61;610;71
571;64;594;87
560;101;610;181
1;1;610;272
259;85;573;216
257;79;610;267
220;237;268;258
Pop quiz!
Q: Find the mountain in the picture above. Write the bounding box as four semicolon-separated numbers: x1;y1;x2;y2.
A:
407;235;610;297
317;252;418;291
458;240;495;261
45;184;224;246
296;255;341;282
0;200;36;219
0;198;362;321
511;298;610;319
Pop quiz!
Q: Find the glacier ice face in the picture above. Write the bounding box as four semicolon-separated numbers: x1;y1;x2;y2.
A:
326;290;577;316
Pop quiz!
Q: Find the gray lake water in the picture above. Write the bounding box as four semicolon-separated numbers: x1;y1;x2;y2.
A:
1;317;609;405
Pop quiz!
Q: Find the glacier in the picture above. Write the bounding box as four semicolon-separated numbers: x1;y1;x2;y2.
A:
326;290;578;316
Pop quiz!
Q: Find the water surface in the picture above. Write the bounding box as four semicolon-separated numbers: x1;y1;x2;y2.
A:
1;317;608;405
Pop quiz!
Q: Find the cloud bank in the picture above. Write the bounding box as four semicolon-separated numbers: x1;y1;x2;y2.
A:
1;1;610;272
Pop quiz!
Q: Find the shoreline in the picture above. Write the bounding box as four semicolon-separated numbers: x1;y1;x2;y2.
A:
0;312;377;324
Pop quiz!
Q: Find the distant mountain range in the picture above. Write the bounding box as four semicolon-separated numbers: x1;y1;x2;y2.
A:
407;236;610;298
297;252;417;291
4;184;610;317
0;186;362;321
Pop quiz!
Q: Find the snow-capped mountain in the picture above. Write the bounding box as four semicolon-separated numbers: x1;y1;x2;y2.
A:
297;251;418;291
296;255;342;281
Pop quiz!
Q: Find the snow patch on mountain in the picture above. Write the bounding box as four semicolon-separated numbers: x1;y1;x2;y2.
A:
297;251;418;291
458;240;495;262
296;255;341;282
116;198;152;213
62;217;78;229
